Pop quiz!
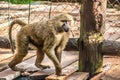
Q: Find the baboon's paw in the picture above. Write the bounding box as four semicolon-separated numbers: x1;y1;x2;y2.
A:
56;73;66;76
36;64;50;69
10;66;26;72
41;65;50;70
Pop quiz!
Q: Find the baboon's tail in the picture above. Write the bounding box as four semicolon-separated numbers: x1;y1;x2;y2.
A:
9;20;27;54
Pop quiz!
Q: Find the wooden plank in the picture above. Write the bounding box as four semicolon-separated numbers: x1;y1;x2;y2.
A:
101;65;120;80
0;69;20;80
46;62;89;80
90;65;120;80
90;65;118;80
90;65;110;80
46;61;78;80
0;65;8;72
90;72;106;80
0;50;36;71
29;70;52;80
0;51;78;80
0;57;38;80
0;51;36;80
91;56;120;80
66;72;89;80
0;48;12;62
30;51;79;80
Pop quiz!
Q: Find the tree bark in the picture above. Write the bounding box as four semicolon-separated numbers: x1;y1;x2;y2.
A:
1;37;120;55
78;0;107;76
102;40;120;55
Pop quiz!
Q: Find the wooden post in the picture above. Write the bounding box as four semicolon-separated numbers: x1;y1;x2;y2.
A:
78;0;107;76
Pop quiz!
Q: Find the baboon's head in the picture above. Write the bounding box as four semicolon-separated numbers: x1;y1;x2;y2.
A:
54;13;74;32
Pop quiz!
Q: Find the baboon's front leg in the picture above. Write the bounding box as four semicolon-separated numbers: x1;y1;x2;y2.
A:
55;35;69;63
43;45;62;75
43;37;62;76
44;49;62;76
35;48;50;69
55;47;62;63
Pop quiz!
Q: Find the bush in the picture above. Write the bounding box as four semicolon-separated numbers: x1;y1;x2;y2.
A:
6;0;33;4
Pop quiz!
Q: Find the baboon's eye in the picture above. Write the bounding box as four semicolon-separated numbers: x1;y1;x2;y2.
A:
61;20;71;23
61;20;67;22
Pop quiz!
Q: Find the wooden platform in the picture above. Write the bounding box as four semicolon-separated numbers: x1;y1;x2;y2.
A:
0;48;12;62
0;49;120;80
46;61;89;80
66;72;89;80
0;51;80;80
91;56;120;80
0;50;36;71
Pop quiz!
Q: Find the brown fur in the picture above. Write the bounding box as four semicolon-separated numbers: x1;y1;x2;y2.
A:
8;13;74;75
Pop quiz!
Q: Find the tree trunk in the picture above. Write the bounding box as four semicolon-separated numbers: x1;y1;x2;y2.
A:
1;37;120;55
78;0;107;76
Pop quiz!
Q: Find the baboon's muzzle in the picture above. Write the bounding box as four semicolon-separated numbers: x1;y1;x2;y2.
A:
62;22;69;32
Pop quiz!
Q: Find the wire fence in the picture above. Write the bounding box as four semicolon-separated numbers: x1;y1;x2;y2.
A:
0;0;120;50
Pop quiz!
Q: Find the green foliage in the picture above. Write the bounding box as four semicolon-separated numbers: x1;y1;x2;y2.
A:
6;0;32;4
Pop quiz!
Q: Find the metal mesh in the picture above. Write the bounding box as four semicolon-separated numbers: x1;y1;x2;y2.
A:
0;0;120;49
104;0;120;43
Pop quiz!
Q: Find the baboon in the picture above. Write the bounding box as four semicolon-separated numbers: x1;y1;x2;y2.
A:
8;13;74;76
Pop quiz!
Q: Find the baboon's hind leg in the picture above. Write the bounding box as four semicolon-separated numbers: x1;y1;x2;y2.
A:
8;33;29;71
35;48;50;69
